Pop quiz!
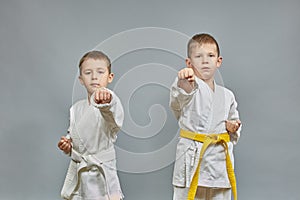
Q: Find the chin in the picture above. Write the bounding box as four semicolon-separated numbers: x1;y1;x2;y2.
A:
202;73;213;78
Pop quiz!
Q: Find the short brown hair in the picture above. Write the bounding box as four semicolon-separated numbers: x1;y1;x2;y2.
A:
79;51;111;74
187;33;220;57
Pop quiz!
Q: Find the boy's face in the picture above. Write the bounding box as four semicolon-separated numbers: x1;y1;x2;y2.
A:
79;58;114;97
186;43;222;82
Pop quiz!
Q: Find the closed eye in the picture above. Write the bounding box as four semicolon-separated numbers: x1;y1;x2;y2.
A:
83;71;91;75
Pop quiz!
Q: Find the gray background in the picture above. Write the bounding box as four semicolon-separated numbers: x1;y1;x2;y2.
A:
1;0;300;200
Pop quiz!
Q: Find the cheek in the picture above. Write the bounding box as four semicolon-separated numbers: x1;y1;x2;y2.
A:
97;76;108;85
79;77;85;85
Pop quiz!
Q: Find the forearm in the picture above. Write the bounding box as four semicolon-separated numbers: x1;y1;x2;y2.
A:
228;95;241;144
91;91;124;129
229;123;241;145
177;79;195;94
170;78;198;120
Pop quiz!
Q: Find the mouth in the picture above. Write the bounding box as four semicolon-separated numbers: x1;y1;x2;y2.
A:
201;67;210;71
90;83;100;87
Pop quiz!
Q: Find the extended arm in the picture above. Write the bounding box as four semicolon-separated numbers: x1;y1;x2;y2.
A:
91;88;124;132
170;68;198;120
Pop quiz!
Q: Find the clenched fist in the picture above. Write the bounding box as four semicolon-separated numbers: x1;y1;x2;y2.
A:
226;119;241;133
178;68;195;82
58;136;72;154
94;87;112;104
177;68;195;93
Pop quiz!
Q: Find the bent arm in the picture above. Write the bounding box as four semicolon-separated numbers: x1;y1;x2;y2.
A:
228;94;242;144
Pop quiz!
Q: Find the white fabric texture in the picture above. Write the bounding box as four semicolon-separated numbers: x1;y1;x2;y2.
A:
173;186;231;200
61;91;124;200
170;77;241;189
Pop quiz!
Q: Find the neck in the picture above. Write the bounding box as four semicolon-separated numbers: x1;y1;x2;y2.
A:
204;79;215;91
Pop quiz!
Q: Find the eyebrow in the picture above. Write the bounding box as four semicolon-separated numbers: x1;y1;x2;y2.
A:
83;67;106;71
194;51;216;55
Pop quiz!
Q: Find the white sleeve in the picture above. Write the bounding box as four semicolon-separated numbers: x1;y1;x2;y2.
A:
91;90;124;132
67;106;74;134
63;107;74;156
169;77;198;120
228;93;241;145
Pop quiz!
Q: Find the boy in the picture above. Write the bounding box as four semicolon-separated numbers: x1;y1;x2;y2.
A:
58;51;124;200
170;33;241;200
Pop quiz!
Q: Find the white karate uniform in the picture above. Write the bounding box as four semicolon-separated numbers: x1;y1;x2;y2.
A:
173;186;231;200
170;77;241;199
61;90;124;200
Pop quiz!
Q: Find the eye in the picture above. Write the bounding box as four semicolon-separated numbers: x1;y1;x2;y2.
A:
84;71;91;75
98;70;105;74
209;54;215;57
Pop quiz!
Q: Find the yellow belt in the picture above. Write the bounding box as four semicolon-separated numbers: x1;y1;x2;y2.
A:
180;129;237;200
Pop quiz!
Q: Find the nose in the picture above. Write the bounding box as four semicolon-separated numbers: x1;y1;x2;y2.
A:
92;72;98;80
202;56;209;64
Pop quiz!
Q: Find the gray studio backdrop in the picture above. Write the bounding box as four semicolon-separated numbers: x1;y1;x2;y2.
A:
1;1;300;200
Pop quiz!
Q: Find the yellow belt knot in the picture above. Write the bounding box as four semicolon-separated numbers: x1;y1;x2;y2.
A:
180;129;237;200
206;134;220;141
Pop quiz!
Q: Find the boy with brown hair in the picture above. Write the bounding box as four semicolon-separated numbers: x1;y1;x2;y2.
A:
170;33;242;200
58;51;124;200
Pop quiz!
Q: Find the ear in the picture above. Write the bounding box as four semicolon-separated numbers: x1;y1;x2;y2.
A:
185;58;192;68
108;73;114;83
216;56;223;68
78;75;84;85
